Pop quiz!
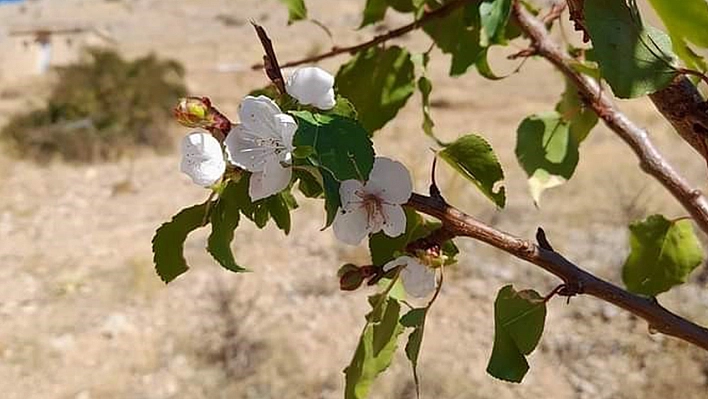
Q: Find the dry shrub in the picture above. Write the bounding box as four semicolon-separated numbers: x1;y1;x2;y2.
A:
1;48;186;163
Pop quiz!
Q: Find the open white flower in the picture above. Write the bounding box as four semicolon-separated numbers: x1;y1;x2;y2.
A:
333;157;412;245
383;256;436;298
225;95;296;201
180;132;226;187
285;66;336;110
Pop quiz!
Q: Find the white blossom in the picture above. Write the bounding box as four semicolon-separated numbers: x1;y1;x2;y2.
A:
225;95;296;201
180;132;226;187
285;66;336;110
383;256;436;298
333;157;412;245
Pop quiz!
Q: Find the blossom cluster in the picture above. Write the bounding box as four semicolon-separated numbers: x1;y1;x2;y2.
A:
177;66;436;298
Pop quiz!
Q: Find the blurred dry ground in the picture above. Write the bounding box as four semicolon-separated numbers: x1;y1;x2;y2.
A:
0;1;707;398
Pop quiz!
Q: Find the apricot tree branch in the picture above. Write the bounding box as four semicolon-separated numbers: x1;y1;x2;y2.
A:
406;192;708;351
251;0;474;70
511;1;708;235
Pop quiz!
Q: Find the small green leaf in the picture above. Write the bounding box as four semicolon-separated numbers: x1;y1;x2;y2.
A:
208;182;246;273
360;0;388;27
487;285;546;383
584;0;678;98
515;112;578;205
278;0;307;24
401;307;427;396
293;111;375;182
152;203;209;283
418;75;437;141
479;0;513;46
336;46;416;133
423;3;483;76
293;166;324;198
267;194;292;234
556;79;598;144
475;48;506;80
369;208;427;266
439;134;506;208
622;215;704;296
345;296;404;399
326;95;358;120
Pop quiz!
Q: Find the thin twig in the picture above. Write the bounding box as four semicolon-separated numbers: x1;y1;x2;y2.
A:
406;192;708;351
511;1;708;235
250;0;474;70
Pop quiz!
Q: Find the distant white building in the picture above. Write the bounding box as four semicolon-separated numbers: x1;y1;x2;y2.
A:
3;25;115;78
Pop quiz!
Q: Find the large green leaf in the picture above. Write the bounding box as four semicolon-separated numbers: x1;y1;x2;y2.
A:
515;112;578;205
152;203;208;283
479;0;512;46
293;111;375;182
335;46;416;133
622;215;704;296
278;0;307;24
345;296;404;399
439;134;506;208
423;3;483;76
648;0;708;48
647;0;708;71
487;285;546;383
208;182;246;273
584;0;678;98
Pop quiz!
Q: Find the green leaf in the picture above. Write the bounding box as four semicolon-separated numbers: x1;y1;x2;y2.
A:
401;308;427;396
336;46;416;133
584;0;678;98
479;0;513;46
292;111;375;182
486;285;546;383
439;134;506;208
326;95;358;120
293;167;324;198
555;79;598;144
475;48;506;80
345;296;404;399
322;170;341;228
152;203;208;283
423;3;483;76
418;75;436;141
208;183;246;273
647;0;708;71
360;0;388;27
267;194;292;234
369;208;427;266
278;0;307;24
515;112;578;205
622;215;704;296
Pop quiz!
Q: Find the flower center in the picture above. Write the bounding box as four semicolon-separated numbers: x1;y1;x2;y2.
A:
357;191;385;228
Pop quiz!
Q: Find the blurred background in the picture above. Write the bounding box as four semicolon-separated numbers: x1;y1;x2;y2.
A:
0;0;707;398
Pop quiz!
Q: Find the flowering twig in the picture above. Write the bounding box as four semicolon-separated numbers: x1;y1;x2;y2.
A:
250;0;474;70
405;192;708;351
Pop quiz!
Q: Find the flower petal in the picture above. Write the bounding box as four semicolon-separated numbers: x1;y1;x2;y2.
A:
249;156;292;201
333;207;370;245
339;179;365;212
383;255;414;272
365;157;412;204
180;132;225;187
274;113;297;153
238;95;284;137
225;124;272;172
381;203;406;238
285;66;335;110
401;259;436;298
313;88;336;110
